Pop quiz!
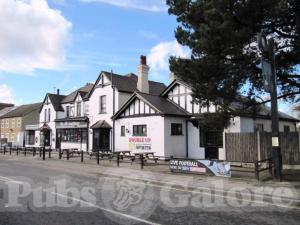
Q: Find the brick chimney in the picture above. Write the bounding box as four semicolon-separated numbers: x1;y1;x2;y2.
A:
57;89;60;95
137;55;150;93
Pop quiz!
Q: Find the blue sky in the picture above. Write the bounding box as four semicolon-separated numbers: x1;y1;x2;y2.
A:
0;0;297;117
0;0;188;103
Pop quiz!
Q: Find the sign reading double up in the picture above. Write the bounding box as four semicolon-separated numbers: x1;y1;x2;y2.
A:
170;159;231;177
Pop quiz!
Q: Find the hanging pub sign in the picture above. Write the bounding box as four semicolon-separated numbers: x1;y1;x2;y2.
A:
170;159;231;177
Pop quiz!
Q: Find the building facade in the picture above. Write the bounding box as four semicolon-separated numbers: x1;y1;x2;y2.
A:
113;78;298;160
0;103;41;147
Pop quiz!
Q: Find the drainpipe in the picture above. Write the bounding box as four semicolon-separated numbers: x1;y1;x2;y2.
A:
185;120;189;158
87;118;89;152
111;72;116;152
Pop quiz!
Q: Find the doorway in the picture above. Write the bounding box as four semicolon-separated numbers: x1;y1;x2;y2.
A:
93;128;110;150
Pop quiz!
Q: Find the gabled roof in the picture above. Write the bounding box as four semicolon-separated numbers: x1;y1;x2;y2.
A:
112;92;189;120
162;79;299;122
47;94;66;112
90;120;112;129
0;103;14;111
1;103;42;119
88;71;166;98
61;84;94;103
0;106;15;117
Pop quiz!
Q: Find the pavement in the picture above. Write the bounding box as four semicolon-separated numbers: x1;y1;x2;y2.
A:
0;153;300;225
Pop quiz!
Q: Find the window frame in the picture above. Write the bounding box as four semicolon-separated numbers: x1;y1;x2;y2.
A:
133;125;147;137
77;102;82;117
171;123;183;136
99;95;107;114
121;126;125;136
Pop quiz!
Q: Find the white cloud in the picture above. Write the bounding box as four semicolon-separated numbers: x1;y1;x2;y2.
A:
147;40;190;79
0;84;15;103
0;0;72;74
80;0;167;12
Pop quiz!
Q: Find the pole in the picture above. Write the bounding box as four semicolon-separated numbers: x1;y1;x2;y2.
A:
258;33;282;181
269;39;282;181
43;147;45;160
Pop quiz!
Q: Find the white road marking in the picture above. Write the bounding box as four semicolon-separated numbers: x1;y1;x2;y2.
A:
0;175;161;225
51;192;161;225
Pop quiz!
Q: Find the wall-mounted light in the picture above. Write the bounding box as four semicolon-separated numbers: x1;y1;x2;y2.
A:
126;128;130;133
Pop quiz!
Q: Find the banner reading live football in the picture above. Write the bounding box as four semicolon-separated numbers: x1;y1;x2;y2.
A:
170;159;231;177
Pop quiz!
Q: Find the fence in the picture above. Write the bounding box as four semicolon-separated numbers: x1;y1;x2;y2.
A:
225;132;300;165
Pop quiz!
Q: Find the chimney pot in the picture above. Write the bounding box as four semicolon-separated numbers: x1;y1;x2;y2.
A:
57;89;60;95
140;55;147;65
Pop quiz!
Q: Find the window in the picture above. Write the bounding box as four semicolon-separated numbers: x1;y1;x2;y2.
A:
57;128;88;143
44;109;47;122
121;126;125;136
84;102;89;116
99;95;107;114
254;123;264;132
17;119;21;128
26;130;35;145
11;133;15;142
6;119;9;128
77;102;81;116
1;120;4;128
70;105;75;117
171;123;183;135
133;125;147;136
11;119;15;128
48;108;51;122
284;125;290;132
66;106;70;117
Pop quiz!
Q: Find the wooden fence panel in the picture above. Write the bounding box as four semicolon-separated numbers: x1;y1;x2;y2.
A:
279;132;300;165
226;132;300;165
225;133;258;162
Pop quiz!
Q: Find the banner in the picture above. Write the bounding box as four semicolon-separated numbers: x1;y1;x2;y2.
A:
170;159;231;177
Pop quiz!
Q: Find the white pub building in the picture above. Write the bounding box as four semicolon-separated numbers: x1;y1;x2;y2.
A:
37;56;297;160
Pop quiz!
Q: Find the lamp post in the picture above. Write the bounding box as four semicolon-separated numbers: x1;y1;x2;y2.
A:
257;32;282;181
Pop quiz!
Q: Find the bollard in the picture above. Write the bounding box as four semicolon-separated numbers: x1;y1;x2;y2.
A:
97;150;100;165
117;153;120;167
49;149;51;158
24;148;27;156
16;147;19;156
9;148;11;155
43;147;45;160
67;149;69;160
39;148;42;157
59;148;62;160
33;148;36;156
141;154;144;169
81;151;84;163
3;146;6;155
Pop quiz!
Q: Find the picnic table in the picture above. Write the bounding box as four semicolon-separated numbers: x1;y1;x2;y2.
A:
132;152;158;169
89;149;113;159
113;150;134;166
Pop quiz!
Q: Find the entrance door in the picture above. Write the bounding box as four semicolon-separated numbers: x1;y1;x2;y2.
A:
204;130;222;159
93;129;110;150
44;130;51;147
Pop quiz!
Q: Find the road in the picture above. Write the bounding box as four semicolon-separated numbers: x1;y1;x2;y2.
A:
0;156;299;225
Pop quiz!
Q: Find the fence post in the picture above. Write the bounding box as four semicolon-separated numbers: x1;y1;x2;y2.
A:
33;147;36;156
48;149;51;158
9;147;11;155
255;160;259;181
39;148;41;157
97;150;100;165
43;147;45;160
257;132;261;161
81;151;83;163
16;147;18;156
67;149;69;160
59;148;62;160
24;147;27;156
3;146;6;155
117;153;120;167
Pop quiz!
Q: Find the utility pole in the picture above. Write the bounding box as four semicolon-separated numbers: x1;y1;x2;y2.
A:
258;32;282;181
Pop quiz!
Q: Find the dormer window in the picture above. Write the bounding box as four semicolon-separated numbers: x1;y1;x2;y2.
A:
77;102;81;117
66;106;70;118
